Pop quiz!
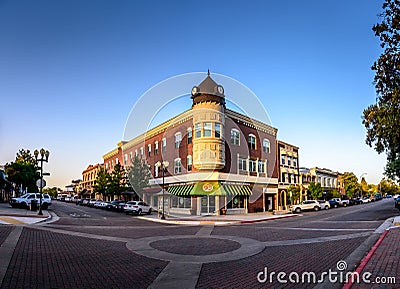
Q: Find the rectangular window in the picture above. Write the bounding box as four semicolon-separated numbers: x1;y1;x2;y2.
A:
287;156;291;166
155;142;159;155
281;155;285;165
187;129;192;144
124;154;128;165
215;123;221;138
249;159;257;172
195;123;201;138
230;129;240;145
162;138;166;152
263;139;270;153
140;147;144;156
154;164;159;178
238;157;247;171
258;160;265;173
293;158;297;167
148;144;151;157
187;156;192;171
203;122;212;137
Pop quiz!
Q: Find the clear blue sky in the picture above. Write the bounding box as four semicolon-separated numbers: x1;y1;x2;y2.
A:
0;0;386;188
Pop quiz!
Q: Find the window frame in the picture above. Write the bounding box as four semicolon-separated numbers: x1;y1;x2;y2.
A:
248;134;256;150
230;129;240;145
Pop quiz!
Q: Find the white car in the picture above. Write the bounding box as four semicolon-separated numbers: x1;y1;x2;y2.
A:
361;197;371;203
290;200;321;213
10;193;52;209
124;201;152;215
318;200;330;210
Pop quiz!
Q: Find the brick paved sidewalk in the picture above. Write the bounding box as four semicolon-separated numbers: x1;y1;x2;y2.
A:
350;226;400;289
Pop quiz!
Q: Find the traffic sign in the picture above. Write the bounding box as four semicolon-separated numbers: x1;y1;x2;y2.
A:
36;179;46;189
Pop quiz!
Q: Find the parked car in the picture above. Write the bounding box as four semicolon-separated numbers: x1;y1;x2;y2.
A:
361;197;371;203
115;201;126;212
328;199;340;208
385;194;393;198
106;200;123;211
290;200;321;213
88;199;98;207
331;198;349;207
124;201;152;215
9;193;52;209
373;193;383;201
81;199;90;206
395;196;400;210
318;200;330;210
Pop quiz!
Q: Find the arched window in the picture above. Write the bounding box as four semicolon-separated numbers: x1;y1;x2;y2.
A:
154;141;159;155
248;134;256;150
174;158;182;174
263;139;270;153
230;129;240;145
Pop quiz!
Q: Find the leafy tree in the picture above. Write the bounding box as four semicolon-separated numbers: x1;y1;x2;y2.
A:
126;155;151;200
362;0;400;182
43;187;60;198
341;172;361;197
307;182;323;200
5;149;39;193
379;178;400;195
108;163;128;200
93;167;110;200
287;185;300;205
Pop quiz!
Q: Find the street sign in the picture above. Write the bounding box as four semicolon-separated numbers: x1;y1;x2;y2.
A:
43;173;50;176
36;179;46;189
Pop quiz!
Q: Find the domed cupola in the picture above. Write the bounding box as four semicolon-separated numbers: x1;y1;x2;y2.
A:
191;70;226;108
191;71;226;171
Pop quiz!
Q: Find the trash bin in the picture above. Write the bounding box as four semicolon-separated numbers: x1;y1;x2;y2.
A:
30;200;38;211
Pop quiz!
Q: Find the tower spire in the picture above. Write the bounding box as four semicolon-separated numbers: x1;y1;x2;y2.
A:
207;69;210;76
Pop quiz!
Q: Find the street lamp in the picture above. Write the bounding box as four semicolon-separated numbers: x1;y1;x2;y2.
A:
34;148;50;216
155;160;169;220
359;173;367;198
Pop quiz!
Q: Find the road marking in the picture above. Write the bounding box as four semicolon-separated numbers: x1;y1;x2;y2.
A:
0;226;23;286
0;217;26;225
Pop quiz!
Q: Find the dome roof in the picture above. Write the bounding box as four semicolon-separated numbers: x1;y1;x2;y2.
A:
191;71;225;107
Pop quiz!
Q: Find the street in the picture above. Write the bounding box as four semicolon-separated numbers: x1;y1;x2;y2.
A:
0;198;399;289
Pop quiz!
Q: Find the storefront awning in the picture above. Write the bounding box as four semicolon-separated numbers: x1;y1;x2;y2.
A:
167;182;252;197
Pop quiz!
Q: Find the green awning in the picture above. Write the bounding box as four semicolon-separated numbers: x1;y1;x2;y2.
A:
167;182;252;197
167;185;194;196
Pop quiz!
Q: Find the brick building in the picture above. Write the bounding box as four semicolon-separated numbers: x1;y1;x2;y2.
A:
103;72;292;215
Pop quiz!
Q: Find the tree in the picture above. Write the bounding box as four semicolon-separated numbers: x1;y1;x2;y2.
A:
307;182;323;200
341;172;361;197
93;167;110;200
43;187;60;198
362;0;400;182
108;163;128;200
379;178;400;195
287;185;300;205
5;149;39;193
126;155;151;200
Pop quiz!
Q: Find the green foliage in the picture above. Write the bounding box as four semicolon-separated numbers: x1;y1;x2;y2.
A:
126;155;150;198
5;149;39;193
287;185;300;204
379;178;400;195
93;167;110;198
42;187;60;198
363;0;400;182
341;172;361;197
307;182;323;200
330;190;341;198
108;163;128;198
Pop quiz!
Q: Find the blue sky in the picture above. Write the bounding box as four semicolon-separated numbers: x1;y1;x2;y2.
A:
0;0;386;187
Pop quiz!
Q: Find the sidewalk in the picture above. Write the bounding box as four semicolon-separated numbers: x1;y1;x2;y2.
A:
345;216;400;289
138;211;298;225
0;203;51;225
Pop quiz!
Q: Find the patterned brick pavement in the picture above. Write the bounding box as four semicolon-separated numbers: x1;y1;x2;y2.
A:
150;237;241;255
351;228;400;289
1;227;168;289
0;225;12;246
197;237;368;289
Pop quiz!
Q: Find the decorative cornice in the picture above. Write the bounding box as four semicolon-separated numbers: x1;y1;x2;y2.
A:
226;109;278;136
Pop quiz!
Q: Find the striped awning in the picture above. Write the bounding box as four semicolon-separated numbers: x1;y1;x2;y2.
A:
167;185;194;196
167;182;252;197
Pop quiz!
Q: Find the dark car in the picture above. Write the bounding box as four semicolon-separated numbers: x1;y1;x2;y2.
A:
106;200;122;211
349;198;362;206
115;201;126;212
395;196;400;210
328;199;340;208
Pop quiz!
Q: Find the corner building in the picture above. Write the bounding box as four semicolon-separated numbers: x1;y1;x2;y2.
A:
104;73;283;215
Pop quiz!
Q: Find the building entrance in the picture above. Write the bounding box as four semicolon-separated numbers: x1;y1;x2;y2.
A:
200;196;215;214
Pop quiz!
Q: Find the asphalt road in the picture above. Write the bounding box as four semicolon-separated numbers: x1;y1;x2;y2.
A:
0;198;398;289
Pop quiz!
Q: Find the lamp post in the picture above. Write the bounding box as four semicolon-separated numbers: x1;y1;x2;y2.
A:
34;148;50;216
359;172;367;198
155;160;169;220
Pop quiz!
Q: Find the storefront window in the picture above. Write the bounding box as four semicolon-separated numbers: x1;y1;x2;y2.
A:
227;196;245;209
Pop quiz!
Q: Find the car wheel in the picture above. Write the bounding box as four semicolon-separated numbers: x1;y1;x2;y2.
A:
325;206;329;210
147;208;152;215
343;203;347;207
314;206;319;211
138;209;142;216
295;208;301;213
334;204;338;208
